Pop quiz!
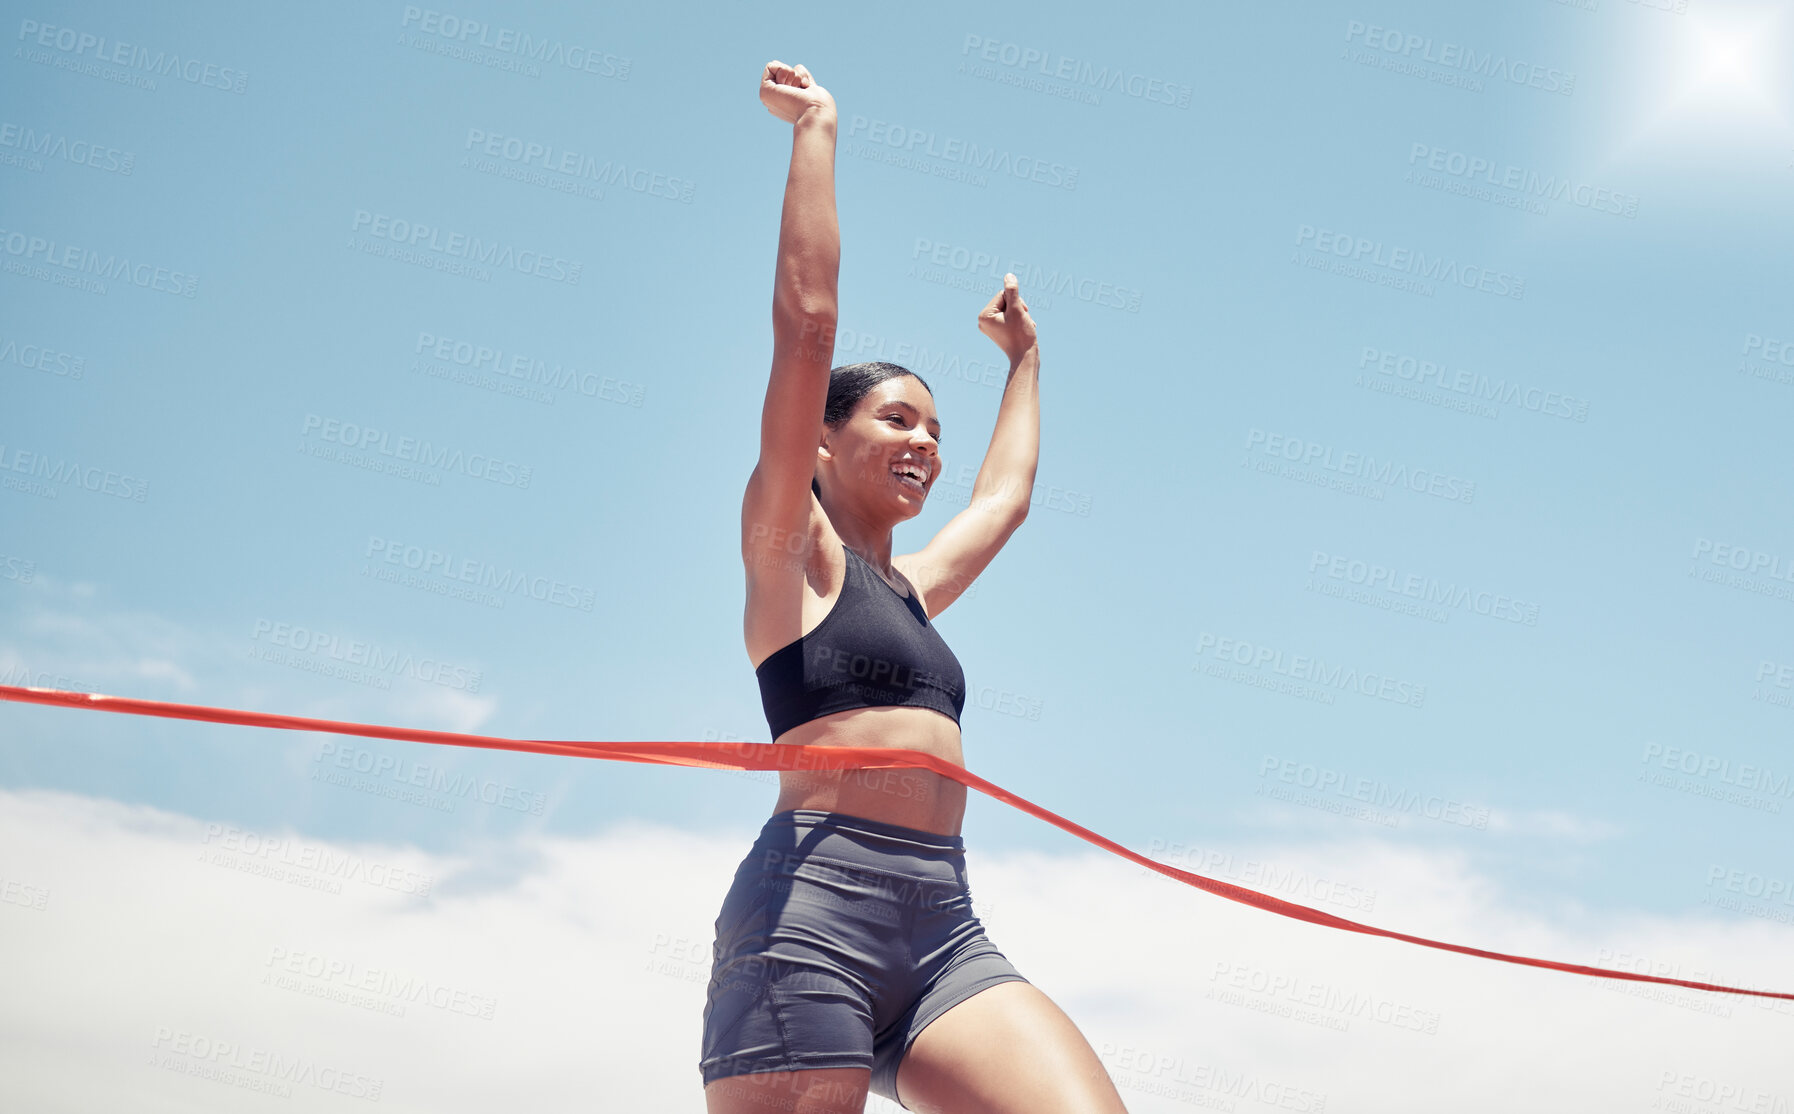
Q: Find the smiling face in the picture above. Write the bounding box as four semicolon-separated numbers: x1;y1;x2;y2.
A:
815;375;944;521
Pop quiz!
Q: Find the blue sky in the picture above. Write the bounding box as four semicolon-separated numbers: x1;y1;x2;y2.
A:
5;0;1794;954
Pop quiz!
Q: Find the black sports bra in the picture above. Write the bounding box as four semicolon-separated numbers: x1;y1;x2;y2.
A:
754;543;967;739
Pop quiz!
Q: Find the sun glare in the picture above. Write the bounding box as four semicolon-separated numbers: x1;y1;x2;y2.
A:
1681;13;1777;107
1601;4;1793;159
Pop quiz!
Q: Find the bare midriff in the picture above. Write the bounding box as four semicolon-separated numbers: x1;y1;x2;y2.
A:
769;704;967;836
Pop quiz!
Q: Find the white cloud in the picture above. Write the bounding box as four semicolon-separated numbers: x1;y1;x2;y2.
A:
1;789;1790;1113
5;574;208;695
1484;808;1625;842
1;574;499;740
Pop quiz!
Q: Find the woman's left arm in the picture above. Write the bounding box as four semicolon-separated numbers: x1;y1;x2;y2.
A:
969;273;1040;518
894;274;1039;616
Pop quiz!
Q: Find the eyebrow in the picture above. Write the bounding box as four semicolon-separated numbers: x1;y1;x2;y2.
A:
884;400;941;436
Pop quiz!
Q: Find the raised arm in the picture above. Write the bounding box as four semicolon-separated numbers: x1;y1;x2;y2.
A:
743;61;839;576
968;275;1041;517
896;275;1041;619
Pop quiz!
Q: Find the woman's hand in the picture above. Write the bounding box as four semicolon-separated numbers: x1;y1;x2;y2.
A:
759;60;836;125
977;273;1038;362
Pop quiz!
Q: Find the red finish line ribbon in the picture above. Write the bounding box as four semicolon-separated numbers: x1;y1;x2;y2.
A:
3;682;1790;1003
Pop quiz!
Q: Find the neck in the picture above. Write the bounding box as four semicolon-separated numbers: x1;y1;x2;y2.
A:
816;495;896;572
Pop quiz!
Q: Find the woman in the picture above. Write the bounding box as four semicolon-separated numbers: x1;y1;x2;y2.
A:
698;61;1130;1114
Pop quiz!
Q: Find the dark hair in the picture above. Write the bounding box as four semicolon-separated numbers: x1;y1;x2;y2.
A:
811;361;934;497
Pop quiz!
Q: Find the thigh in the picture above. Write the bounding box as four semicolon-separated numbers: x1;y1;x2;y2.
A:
706;1067;870;1114
894;981;1128;1114
700;844;901;1096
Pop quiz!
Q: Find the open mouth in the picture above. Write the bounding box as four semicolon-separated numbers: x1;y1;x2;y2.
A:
891;462;929;494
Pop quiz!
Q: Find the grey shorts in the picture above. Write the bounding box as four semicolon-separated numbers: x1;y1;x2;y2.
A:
699;808;1029;1105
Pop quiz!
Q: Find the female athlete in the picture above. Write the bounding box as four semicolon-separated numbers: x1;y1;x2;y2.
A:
698;60;1130;1114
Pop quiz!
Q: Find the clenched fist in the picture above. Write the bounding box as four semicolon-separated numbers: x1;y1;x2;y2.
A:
759;60;836;125
978;274;1038;363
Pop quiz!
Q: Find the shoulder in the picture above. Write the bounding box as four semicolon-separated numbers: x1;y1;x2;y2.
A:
888;555;933;617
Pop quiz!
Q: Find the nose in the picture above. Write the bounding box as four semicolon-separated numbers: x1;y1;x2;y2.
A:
911;440;940;476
